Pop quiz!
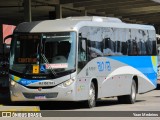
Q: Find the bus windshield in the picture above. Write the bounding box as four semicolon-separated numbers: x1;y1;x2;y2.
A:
9;32;76;74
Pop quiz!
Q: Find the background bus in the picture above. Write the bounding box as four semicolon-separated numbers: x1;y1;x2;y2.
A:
157;34;160;85
8;16;157;108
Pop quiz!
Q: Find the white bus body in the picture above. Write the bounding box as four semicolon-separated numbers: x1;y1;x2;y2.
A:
9;16;157;108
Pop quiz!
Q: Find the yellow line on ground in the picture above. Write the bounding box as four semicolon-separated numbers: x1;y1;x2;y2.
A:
0;106;40;111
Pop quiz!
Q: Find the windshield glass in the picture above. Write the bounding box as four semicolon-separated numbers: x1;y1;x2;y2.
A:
10;32;76;74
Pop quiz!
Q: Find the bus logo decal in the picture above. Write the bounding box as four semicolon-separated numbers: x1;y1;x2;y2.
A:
97;61;111;72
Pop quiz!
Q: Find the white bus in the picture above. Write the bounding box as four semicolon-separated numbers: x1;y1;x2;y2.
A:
8;16;157;108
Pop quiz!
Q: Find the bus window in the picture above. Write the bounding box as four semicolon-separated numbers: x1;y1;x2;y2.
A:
145;30;152;55
78;34;88;71
137;30;146;55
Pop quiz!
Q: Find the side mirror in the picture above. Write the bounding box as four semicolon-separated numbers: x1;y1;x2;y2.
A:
3;34;13;54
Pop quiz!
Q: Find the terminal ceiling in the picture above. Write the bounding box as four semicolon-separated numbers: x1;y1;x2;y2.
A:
0;0;160;26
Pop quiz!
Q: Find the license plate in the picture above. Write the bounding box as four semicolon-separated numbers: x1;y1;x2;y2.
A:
35;96;46;99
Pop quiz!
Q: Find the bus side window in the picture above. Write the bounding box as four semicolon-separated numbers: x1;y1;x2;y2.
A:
79;40;87;62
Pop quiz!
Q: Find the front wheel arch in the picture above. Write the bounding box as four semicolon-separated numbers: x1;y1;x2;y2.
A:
133;76;138;93
92;79;98;100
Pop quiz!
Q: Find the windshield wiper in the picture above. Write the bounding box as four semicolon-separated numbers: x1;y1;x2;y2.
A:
41;53;57;76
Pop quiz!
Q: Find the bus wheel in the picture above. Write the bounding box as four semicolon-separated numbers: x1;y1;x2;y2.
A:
85;82;96;108
118;80;137;104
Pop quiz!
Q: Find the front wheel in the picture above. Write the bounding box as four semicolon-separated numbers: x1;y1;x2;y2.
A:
85;82;96;108
118;80;137;104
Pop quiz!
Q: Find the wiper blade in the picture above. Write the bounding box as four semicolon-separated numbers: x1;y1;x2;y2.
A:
41;54;57;76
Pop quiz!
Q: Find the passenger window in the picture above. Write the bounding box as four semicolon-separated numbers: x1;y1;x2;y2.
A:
78;33;88;71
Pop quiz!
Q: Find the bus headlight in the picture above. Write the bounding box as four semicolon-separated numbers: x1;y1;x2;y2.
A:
11;80;16;86
63;78;75;87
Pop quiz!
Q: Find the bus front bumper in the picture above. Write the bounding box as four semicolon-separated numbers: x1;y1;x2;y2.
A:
10;80;77;102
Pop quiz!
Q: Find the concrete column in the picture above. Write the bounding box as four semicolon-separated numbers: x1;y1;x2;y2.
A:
81;10;87;16
24;0;32;22
55;4;62;19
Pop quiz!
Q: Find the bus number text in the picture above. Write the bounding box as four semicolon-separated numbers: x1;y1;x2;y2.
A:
97;61;111;72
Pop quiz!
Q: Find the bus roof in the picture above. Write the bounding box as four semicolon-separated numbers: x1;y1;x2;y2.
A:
14;16;155;33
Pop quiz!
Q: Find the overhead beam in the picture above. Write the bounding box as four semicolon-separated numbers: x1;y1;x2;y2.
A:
142;20;160;24
114;10;160;17
73;0;146;8
134;17;160;22
126;16;160;24
124;17;160;24
123;12;160;18
62;6;82;12
60;0;101;4
96;3;157;12
125;18;159;24
32;0;59;5
99;7;160;17
105;6;160;15
62;6;104;17
85;0;149;12
60;0;73;4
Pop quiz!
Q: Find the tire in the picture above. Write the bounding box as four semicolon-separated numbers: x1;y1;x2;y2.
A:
85;82;96;108
118;80;137;104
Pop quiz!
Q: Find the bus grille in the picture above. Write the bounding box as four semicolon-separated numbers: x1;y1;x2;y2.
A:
23;92;58;99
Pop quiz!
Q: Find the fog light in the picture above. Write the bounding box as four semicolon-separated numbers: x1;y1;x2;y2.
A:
66;90;73;94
